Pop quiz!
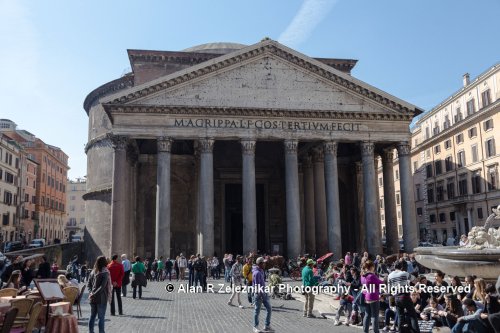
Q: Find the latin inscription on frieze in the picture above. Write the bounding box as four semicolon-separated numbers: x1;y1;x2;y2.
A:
173;118;362;132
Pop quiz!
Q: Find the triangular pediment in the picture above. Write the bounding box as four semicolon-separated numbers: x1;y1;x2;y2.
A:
103;40;422;116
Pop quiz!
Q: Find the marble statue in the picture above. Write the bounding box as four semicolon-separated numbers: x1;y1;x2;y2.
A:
462;205;500;250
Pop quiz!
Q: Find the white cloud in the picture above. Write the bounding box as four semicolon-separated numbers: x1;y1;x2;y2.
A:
279;0;338;48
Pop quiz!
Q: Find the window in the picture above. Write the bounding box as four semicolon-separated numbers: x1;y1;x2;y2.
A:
24;194;29;203
426;164;433;178
468;127;477;138
472;145;479;163
417;207;423;216
396;193;401;205
435;160;442;175
395;170;399;180
426;149;431;158
445;156;453;172
487;165;498;190
397;211;401;218
416;184;421;201
485;138;496;158
4;172;14;184
459;173;468;196
447;178;455;199
413;161;418;173
3;191;13;205
379;177;383;187
481;89;491;108
437;181;444;201
454;108;463;123
456;133;464;144
433;122;440;136
444;140;452;150
427;184;435;203
450;211;456;221
457;150;466;168
439;213;446;223
425;127;430;140
477;207;483;219
466;99;475;116
484;119;494;131
434;145;441;154
430;214;436;223
380;199;384;209
471;170;481;194
444;115;451;129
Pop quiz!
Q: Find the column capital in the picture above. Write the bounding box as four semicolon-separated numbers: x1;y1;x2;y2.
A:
323;141;338;156
284;139;298;154
360;141;374;157
199;138;215;153
382;148;395;163
241;139;256;155
157;137;173;153
397;142;411;156
108;134;129;151
312;147;324;163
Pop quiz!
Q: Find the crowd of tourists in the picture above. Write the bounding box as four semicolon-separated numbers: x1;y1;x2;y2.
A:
298;251;500;333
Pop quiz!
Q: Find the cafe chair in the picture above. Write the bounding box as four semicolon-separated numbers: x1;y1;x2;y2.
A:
62;287;79;314
74;285;86;319
10;302;42;333
0;307;19;333
10;298;34;326
0;289;18;297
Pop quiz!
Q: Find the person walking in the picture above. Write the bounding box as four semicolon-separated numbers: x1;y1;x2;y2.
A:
188;255;195;287
243;257;253;305
361;260;383;333
120;254;131;297
228;255;244;308
131;256;146;299
302;258;318;318
87;256;111;333
107;254;124;316
178;254;187;281
252;257;274;333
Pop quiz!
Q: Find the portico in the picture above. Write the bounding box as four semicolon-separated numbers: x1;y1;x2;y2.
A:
84;39;422;261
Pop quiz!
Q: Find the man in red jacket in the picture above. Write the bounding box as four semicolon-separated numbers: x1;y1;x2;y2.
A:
108;254;125;315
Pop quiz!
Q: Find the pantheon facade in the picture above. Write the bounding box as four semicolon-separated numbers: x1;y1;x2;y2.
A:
83;39;422;261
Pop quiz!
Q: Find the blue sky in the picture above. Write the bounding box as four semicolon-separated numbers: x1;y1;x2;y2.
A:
1;0;499;179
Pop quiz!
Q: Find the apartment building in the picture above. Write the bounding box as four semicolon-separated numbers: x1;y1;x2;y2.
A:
65;178;86;240
380;63;500;244
0;133;21;244
1;120;69;244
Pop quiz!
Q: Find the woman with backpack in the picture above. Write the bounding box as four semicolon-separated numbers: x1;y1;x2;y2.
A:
361;260;384;333
87;255;112;333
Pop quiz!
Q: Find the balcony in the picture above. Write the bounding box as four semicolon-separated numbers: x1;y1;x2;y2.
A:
450;195;472;205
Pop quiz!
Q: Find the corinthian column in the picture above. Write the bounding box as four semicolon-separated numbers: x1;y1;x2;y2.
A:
382;148;399;254
241;139;257;254
303;155;316;254
199;138;215;257
313;147;328;255
324;141;342;259
284;140;301;259
360;141;382;255
156;137;172;258
398;142;418;252
110;135;129;257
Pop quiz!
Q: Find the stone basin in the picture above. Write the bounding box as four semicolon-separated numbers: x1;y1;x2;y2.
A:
414;246;500;281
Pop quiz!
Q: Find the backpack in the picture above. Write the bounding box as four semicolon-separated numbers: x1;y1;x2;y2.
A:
193;260;204;272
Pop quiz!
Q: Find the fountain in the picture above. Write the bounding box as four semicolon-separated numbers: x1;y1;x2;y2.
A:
415;205;500;281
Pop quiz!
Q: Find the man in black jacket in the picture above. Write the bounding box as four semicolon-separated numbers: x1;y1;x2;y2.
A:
37;256;51;279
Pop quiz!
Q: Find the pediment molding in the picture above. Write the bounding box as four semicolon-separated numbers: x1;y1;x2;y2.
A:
104;104;414;123
103;40;422;116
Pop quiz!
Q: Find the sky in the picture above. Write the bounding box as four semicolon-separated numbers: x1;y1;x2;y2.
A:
1;0;499;179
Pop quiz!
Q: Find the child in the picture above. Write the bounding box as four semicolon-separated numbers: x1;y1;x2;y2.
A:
334;293;354;326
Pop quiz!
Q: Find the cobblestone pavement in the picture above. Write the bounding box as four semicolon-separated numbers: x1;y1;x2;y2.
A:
77;278;361;333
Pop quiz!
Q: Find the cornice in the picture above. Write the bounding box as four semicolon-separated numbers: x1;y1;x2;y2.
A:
82;185;112;200
84;134;112;154
103;41;422;116
83;75;134;114
104;104;414;123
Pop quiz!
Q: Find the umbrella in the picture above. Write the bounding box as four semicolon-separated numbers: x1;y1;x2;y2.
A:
316;252;333;263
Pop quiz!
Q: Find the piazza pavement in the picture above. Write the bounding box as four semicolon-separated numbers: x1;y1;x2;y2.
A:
77;278;362;333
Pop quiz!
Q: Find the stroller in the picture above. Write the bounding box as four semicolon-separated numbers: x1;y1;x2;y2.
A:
268;268;292;300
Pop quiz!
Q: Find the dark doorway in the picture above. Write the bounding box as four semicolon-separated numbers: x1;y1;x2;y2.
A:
225;183;266;254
